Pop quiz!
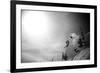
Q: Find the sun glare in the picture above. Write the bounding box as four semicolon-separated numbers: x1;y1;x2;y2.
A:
22;11;50;38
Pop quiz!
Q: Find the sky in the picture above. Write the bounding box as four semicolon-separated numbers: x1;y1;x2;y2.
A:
21;10;90;62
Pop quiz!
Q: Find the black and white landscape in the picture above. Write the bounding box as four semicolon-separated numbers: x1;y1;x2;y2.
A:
21;10;90;63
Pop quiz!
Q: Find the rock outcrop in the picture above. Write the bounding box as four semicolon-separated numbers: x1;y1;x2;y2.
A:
63;32;90;61
73;48;90;60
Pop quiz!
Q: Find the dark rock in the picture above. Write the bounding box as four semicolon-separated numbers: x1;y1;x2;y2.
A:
73;48;90;60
